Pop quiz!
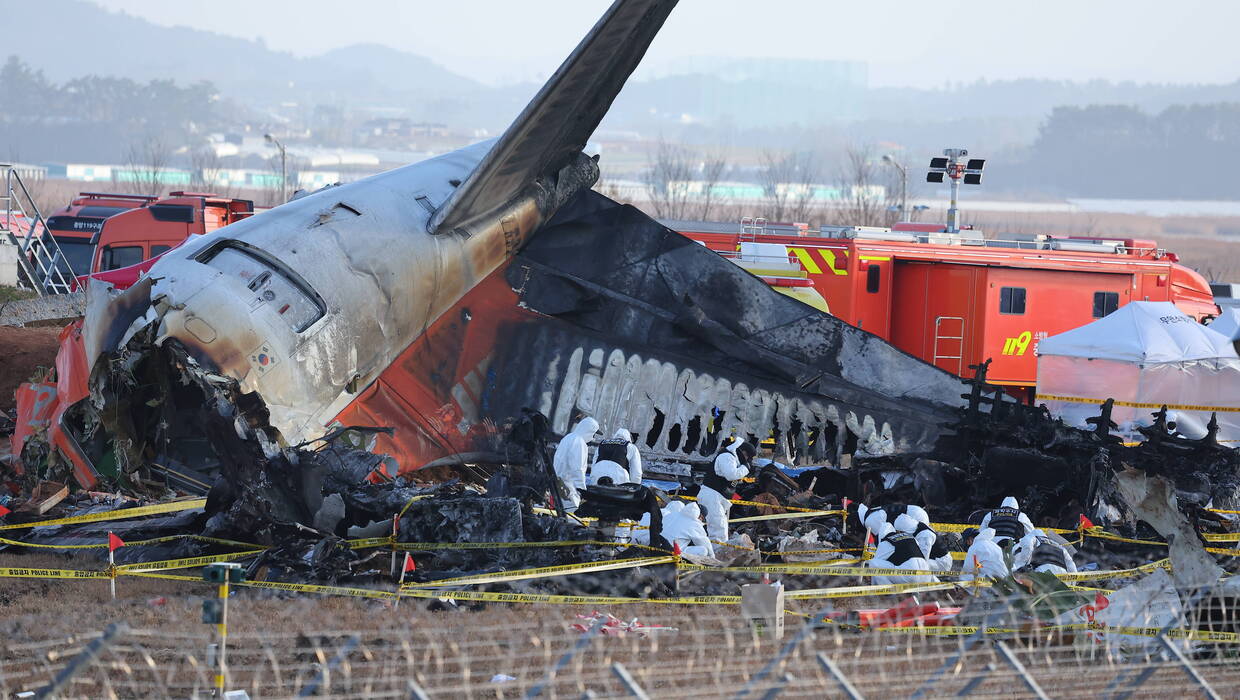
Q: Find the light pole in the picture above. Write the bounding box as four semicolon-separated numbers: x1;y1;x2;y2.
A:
881;154;908;221
926;149;985;234
264;133;287;203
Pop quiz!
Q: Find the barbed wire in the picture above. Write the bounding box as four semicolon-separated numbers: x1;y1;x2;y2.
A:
1;597;1237;699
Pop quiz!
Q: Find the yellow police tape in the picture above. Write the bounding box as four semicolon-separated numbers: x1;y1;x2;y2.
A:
348;536;676;558
931;522;1076;536
0;533;263;551
243;579;400;600
785;581;964;599
772;547;861;556
390;539;669;555
1056;559;1170;582
678;559;1166;582
1034;394;1240;414
678;562;957;578
399;587;642;605
868;623;1240;643
395;494;434;520
0;566;111;579
7;558;1235;639
0;498;207;531
679;495;834;514
406;556;675;589
116;549;266;573
1080;528;1168;546
346;536;395;549
729;509;845;523
1206;546;1240;556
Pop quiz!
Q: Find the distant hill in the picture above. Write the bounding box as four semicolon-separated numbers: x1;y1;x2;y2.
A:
1;0;481;107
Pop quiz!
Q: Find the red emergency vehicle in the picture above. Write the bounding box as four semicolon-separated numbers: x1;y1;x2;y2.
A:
41;193;157;276
671;219;1218;400
89;192;255;273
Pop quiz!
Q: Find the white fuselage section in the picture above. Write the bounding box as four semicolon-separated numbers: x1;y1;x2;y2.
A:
140;141;542;446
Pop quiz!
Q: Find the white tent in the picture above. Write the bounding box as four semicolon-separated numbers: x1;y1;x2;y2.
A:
1207;307;1240;342
1036;301;1240;443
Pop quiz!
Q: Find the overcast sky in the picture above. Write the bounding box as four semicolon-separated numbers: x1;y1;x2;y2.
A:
91;0;1240;88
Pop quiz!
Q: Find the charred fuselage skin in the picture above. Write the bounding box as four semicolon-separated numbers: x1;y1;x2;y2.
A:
133;144;597;448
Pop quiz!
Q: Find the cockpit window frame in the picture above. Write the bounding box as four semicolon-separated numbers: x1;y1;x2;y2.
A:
195;239;327;333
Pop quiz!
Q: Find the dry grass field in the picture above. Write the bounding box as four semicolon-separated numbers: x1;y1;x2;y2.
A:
0;551;1237;698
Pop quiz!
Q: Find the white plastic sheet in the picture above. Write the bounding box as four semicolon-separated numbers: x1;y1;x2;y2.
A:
1036;302;1240;443
1037;301;1236;363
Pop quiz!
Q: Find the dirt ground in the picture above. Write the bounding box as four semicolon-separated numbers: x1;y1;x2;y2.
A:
0;325;61;413
1;550;1238;699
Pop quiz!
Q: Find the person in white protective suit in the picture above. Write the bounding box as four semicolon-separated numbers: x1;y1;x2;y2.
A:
613;428;643;483
979;496;1035;545
960;527;1009;581
866;517;937;585
857;502;931;540
630;501;679;546
1013;529;1078;575
696;439;753;543
664;502;715;558
906;515;954;573
552;416;598;512
587;457;630;486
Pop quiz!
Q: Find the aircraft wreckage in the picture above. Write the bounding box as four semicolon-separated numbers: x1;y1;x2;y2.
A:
7;0;1236;550
20;0;968;495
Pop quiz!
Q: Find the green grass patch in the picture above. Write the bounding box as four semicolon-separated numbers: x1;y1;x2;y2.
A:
0;285;36;303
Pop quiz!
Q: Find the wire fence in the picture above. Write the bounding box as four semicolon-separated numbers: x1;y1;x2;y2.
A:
1;598;1237;699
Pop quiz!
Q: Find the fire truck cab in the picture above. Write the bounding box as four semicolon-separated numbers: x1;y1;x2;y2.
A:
675;220;1218;400
90;192;255;273
41;193;157;277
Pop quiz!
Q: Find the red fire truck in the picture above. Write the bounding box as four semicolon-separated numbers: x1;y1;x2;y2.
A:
41;193;158;276
671;219;1218;400
88;191;255;274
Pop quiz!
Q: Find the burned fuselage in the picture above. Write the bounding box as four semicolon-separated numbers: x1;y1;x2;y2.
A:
54;0;971;490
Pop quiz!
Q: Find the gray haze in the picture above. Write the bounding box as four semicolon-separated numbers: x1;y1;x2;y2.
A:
89;0;1240;88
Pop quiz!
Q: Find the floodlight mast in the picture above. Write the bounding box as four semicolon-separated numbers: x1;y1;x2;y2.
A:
926;148;984;234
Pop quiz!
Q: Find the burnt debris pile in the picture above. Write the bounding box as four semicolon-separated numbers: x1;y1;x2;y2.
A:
852;359;1240;532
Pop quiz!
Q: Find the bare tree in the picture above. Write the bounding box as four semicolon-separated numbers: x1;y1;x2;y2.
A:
641;139;731;221
122;137;171;196
759;150;820;223
643;139;695;220
826;145;887;227
189;145;230;196
690;150;730;221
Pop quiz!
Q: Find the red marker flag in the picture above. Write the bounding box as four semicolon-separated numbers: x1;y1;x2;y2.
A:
108;533;125;552
403;553;416;573
0;504;9;517
1079;514;1096;530
672;541;682;556
842;497;851;510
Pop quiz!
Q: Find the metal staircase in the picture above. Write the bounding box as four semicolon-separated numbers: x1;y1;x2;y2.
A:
1;165;78;295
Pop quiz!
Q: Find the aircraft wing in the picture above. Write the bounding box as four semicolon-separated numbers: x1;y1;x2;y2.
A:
428;0;677;236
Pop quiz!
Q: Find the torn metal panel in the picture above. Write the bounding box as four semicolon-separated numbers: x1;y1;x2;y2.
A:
1115;469;1225;589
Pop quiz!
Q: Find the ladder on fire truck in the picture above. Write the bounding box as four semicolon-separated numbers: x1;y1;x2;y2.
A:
740;216;767;243
0;165;78;295
932;316;965;375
